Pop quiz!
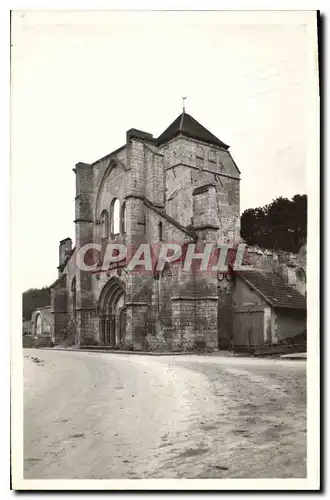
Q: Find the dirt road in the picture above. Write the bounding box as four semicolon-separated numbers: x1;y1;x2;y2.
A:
24;349;306;479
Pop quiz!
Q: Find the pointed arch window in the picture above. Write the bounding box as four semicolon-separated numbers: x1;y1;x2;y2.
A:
100;210;109;239
110;198;120;236
120;201;127;235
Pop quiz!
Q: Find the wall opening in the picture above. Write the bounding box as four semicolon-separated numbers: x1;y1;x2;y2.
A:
110;198;120;236
120;201;127;234
35;313;42;336
100;209;109;239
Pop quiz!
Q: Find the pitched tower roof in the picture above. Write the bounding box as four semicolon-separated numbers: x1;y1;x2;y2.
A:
157;112;229;149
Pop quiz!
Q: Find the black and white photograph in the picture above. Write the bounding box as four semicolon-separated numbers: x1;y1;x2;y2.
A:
10;8;320;491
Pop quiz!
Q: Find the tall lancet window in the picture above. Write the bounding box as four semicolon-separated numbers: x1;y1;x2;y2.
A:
110;198;120;236
100;210;109;239
121;201;127;234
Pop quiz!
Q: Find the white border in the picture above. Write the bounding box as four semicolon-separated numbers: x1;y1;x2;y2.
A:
5;4;322;493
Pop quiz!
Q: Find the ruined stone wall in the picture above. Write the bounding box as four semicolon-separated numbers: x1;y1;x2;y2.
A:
50;276;68;344
245;246;307;295
52;124;243;350
22;319;31;335
62;250;78;344
246;246;306;271
59;238;72;274
92;155;128;305
161;136;240;243
31;306;53;336
144;145;165;208
158;134;241;351
75;161;94;336
165;163;194;227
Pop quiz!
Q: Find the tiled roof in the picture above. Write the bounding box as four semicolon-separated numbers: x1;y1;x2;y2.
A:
157;112;229;149
236;269;306;309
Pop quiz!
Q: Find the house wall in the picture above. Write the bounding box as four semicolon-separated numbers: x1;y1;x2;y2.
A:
264;306;272;344
232;277;306;346
232;278;267;308
272;308;306;343
231;277;273;346
217;277;233;348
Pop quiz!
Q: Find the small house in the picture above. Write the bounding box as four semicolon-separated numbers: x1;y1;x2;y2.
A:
231;269;306;350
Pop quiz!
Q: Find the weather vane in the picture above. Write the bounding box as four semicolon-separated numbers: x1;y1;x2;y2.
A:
182;96;187;113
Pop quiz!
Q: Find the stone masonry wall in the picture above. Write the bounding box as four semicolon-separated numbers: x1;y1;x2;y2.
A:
53;122;243;351
31;306;53;336
50;275;68;344
161;135;240;243
75;161;96;344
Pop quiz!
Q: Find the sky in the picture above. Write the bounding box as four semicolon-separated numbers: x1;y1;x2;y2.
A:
11;11;318;291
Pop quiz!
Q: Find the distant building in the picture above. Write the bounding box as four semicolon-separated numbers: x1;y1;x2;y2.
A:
232;268;306;349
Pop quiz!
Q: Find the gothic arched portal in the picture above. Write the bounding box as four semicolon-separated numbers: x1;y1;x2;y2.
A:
35;313;42;336
98;277;126;346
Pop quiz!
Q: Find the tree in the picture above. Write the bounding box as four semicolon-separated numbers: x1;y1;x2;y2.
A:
292;194;307;250
240;206;269;248
240;194;307;253
22;287;51;320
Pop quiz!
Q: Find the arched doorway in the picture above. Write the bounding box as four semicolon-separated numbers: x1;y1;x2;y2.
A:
35;313;42;336
98;277;126;346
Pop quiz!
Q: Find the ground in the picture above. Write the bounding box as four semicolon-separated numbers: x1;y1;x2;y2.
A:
24;349;306;479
